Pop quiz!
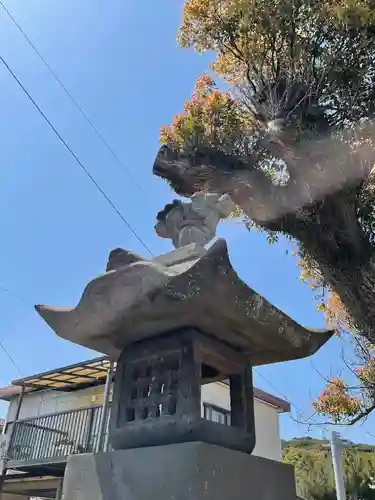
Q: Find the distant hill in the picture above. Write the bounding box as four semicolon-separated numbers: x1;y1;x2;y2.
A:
282;436;375;454
283;437;375;500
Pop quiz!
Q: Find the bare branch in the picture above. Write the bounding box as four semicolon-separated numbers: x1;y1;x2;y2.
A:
290;403;375;427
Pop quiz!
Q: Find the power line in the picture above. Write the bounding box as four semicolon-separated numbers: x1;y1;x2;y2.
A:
254;367;318;426
0;48;154;378
0;54;153;257
0;285;29;375
0;339;23;376
0;284;31;306
0;0;149;201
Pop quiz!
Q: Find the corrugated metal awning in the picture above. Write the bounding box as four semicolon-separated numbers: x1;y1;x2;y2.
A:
11;356;113;391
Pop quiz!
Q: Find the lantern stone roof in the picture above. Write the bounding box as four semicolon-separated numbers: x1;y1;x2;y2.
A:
35;239;333;366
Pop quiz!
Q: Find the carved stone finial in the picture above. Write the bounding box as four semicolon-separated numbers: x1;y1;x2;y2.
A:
155;193;233;248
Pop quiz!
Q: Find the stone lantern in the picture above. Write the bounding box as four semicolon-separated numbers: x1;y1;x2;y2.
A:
36;193;333;500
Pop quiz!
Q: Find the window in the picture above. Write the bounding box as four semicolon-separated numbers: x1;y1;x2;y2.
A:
203;403;231;426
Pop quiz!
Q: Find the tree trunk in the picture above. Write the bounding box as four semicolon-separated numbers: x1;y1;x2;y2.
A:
271;190;375;339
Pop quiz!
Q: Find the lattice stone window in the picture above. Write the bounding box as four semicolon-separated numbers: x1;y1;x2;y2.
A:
112;329;255;454
122;353;181;423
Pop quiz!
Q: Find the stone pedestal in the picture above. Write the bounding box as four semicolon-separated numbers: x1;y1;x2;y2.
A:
62;442;297;500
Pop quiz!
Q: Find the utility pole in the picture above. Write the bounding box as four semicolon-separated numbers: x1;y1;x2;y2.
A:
330;431;346;500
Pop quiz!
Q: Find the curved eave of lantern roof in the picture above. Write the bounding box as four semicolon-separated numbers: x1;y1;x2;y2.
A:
35;238;334;366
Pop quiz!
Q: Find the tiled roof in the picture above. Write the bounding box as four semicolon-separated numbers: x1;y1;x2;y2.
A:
253;387;290;413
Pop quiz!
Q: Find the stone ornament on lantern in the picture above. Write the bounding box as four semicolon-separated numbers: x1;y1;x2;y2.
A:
155;192;233;249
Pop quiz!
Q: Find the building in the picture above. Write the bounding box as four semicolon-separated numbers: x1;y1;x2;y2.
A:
0;357;290;500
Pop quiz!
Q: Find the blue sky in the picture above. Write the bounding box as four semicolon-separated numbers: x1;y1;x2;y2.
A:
0;0;372;443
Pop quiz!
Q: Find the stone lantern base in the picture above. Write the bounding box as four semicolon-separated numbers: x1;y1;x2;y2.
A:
62;442;296;500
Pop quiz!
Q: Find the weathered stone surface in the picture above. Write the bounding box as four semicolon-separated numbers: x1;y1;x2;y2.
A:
106;248;145;272
155;192;233;248
62;443;296;500
35;239;333;365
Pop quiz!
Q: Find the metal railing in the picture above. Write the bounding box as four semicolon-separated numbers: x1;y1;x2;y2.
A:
7;405;107;464
5;402;228;466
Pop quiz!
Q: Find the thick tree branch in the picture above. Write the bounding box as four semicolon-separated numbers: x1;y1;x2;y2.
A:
154;121;375;341
153;145;296;224
155;120;375;226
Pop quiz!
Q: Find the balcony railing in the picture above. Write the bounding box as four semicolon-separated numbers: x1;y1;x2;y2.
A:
7;405;107;465
4;402;228;467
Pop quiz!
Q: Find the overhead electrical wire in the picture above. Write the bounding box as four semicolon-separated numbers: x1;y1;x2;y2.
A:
254;367;318;425
0;338;23;375
0;0;149;201
0;36;155;384
0;286;26;375
0;284;31;306
0;54;153;257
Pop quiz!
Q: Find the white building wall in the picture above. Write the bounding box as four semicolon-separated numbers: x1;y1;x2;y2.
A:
253;396;282;461
201;382;282;462
6;386;104;422
6;382;283;462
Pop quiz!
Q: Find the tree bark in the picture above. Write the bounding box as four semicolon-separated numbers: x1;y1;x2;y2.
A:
273;190;375;339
